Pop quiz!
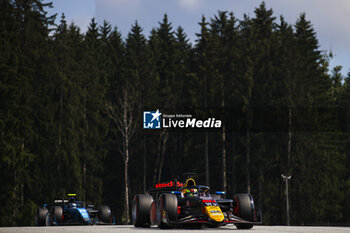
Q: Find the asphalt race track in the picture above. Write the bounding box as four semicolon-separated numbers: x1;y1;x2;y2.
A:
0;225;349;233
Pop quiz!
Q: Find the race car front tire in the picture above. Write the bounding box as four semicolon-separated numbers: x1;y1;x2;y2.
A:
132;194;153;227
99;206;112;223
234;193;255;229
51;206;63;225
157;193;178;229
35;207;48;226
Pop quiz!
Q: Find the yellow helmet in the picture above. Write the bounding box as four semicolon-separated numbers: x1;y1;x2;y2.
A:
185;178;196;187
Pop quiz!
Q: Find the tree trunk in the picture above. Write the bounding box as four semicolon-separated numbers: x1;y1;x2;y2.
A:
204;74;210;185
222;125;226;192
286;108;292;225
13;169;17;226
21;183;24;208
258;166;263;212
83;161;86;204
83;85;87;200
106;85;136;225
157;131;168;183
153;131;162;185
205;130;209;185
143;134;147;193
246;125;251;193
221;76;226;192
124;146;130;224
123;88;130;224
231;133;236;194
287;108;292;171
57;87;62;172
59;84;63;146
153;129;167;185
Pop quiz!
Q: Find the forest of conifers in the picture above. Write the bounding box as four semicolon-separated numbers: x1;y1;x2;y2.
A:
1;0;350;227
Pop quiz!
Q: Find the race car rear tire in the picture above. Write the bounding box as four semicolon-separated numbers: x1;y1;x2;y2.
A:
51;206;63;225
99;206;112;223
234;193;255;229
132;194;153;227
35;207;48;226
157;193;178;229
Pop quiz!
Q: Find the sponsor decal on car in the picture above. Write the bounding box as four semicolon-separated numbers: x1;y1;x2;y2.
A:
77;208;90;219
203;206;224;222
155;181;184;188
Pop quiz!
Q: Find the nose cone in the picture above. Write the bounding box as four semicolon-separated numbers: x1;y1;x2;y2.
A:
77;208;91;223
203;206;224;222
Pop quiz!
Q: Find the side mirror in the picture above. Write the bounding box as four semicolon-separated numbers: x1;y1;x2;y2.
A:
170;191;181;195
215;191;226;195
215;191;226;199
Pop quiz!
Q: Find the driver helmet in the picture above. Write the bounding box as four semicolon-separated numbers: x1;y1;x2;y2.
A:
70;202;77;208
191;188;198;197
185;188;198;197
185;178;196;187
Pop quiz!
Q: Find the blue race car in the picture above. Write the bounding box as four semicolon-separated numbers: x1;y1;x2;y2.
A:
35;194;114;226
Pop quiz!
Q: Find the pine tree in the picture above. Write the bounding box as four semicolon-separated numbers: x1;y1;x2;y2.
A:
174;26;192;106
44;15;86;201
330;66;343;102
102;26;125;221
342;72;350;223
80;18;106;205
238;14;254;195
249;3;277;216
290;12;345;224
193;15;213;186
115;21;153;223
149;14;177;185
0;0;56;225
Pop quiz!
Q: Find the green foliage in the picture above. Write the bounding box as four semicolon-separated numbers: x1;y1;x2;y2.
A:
0;0;348;226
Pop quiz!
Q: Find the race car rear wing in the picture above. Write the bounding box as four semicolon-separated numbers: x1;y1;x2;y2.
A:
148;179;184;194
54;199;69;203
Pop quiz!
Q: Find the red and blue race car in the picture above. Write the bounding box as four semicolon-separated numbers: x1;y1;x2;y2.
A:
132;178;262;229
